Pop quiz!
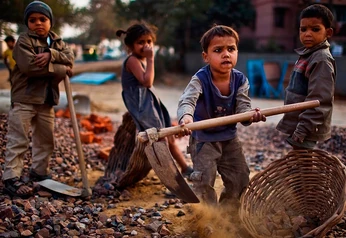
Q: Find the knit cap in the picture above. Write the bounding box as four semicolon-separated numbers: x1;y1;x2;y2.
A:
24;1;53;27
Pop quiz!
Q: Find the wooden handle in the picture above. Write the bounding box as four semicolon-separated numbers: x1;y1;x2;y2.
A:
137;100;320;143
64;76;92;197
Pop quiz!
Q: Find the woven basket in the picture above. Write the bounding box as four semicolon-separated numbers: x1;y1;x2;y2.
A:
239;149;346;238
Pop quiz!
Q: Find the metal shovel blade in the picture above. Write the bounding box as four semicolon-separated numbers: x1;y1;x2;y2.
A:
144;141;200;203
37;179;82;197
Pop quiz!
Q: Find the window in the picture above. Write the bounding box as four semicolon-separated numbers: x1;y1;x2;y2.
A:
274;7;287;28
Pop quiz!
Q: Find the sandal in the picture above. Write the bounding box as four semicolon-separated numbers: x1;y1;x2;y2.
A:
29;169;52;182
182;166;194;178
3;178;34;199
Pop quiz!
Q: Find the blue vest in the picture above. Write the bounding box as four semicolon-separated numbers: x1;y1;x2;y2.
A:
192;65;246;142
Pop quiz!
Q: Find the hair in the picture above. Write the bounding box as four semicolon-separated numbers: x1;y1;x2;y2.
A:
4;35;15;43
200;25;239;52
116;22;157;48
300;4;334;28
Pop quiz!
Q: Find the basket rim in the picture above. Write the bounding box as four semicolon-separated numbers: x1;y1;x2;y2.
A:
239;149;346;238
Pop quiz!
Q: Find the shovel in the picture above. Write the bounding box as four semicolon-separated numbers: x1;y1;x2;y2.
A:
138;100;320;203
37;76;92;197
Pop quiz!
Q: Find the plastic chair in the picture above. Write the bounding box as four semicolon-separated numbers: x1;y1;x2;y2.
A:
246;59;265;97
261;61;284;98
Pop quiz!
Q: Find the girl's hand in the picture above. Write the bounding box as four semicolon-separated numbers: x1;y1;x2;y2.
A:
35;52;50;68
143;45;154;59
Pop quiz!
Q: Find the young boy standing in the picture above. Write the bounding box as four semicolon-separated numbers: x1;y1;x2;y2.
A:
276;4;336;150
2;35;16;84
177;25;265;206
3;1;74;198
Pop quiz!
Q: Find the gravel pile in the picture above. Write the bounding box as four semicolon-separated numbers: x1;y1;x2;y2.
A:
0;113;345;237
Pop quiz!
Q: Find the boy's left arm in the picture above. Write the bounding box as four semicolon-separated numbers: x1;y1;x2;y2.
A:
49;41;74;67
294;60;335;141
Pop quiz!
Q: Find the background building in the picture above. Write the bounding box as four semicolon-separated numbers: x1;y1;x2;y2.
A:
240;0;346;53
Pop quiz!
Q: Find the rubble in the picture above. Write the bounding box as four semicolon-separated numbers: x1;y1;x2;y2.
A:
0;113;346;237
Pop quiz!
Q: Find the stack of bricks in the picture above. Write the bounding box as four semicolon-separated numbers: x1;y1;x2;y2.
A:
55;109;113;144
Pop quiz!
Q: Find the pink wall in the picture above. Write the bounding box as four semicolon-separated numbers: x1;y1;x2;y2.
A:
243;0;346;51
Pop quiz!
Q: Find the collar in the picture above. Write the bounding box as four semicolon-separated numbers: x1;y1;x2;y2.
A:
27;30;61;41
295;40;330;56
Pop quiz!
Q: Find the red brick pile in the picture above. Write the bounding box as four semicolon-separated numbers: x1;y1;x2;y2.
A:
55;108;113;144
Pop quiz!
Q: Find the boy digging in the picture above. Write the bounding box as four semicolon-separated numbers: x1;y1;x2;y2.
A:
177;25;265;208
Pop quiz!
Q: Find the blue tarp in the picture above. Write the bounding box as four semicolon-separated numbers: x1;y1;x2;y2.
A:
70;72;116;85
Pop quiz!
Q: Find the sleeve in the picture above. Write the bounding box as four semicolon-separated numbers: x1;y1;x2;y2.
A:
294;59;335;139
177;76;202;122
235;77;252;114
13;35;67;79
235;77;253;126
49;40;74;67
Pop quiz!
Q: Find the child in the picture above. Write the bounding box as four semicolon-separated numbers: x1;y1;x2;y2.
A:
116;22;193;177
2;35;16;84
276;4;336;150
177;25;265;206
3;0;74;198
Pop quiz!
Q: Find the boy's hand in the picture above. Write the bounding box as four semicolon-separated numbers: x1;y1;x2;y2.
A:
292;132;304;143
176;115;193;137
66;66;73;77
35;52;50;68
249;108;266;123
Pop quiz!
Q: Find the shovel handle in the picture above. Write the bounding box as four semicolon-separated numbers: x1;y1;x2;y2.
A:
137;100;320;143
64;76;92;197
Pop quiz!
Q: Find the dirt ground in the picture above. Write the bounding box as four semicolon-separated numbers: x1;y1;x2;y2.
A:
2;62;346;237
0;64;249;237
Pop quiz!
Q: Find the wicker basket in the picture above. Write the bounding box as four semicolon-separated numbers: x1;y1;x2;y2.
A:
239;149;346;238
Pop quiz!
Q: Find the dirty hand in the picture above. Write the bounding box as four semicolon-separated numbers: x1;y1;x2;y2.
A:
249;108;266;123
292;132;304;143
66;66;73;77
176;115;193;137
143;45;154;59
35;52;50;68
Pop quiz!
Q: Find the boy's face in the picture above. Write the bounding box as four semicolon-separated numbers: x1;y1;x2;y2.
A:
28;13;51;38
299;17;333;48
202;36;238;74
6;41;15;49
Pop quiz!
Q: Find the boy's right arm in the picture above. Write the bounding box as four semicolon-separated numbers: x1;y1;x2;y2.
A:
177;76;202;123
13;35;67;79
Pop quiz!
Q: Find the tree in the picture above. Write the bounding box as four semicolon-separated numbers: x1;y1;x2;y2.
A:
66;0;129;46
0;0;77;35
114;0;255;72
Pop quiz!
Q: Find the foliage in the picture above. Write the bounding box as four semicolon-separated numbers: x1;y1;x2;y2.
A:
66;0;128;45
0;0;76;35
114;0;256;71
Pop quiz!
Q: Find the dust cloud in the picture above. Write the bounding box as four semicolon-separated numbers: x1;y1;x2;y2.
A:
184;202;242;238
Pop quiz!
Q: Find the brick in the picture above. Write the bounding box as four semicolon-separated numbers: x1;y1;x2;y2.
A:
80;131;94;144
